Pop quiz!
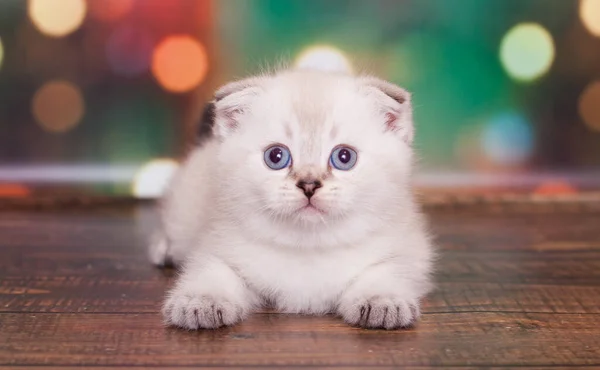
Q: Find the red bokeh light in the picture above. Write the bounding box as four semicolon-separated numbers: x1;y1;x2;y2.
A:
88;0;134;22
0;184;30;198
534;181;578;195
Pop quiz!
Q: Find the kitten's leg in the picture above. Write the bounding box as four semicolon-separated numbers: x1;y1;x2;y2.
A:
147;147;212;267
163;255;259;329
148;232;173;267
148;232;190;267
337;262;431;330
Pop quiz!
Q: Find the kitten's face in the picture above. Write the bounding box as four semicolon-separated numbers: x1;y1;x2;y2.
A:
215;72;413;234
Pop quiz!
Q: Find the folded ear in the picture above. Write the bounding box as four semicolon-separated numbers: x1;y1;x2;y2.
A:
359;77;414;145
196;101;215;145
212;77;263;138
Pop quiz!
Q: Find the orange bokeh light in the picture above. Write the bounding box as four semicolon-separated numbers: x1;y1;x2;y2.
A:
0;184;30;198
579;81;600;132
88;0;134;22
151;35;208;93
32;80;85;133
534;181;577;195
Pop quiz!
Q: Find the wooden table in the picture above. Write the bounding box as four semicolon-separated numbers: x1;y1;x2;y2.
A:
0;201;599;368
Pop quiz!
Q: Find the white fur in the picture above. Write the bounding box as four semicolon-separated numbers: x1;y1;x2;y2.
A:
151;70;434;330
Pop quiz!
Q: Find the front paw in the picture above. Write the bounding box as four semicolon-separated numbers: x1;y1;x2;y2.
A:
162;294;245;329
338;295;420;329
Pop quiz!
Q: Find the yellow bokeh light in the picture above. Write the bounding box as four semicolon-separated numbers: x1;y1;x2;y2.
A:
579;81;600;132
151;35;208;93
294;45;353;74
580;0;600;37
32;80;85;133
500;23;555;82
29;0;87;37
0;36;4;71
132;159;179;199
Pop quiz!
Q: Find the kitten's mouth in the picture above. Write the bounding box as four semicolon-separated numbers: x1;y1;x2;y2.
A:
299;203;326;215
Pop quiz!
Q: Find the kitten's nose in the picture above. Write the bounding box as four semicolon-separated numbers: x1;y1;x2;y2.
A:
296;179;322;199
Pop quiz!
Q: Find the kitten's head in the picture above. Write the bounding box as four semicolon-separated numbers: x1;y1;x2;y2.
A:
211;70;415;247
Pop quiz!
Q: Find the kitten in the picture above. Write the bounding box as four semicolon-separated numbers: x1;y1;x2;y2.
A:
149;69;434;330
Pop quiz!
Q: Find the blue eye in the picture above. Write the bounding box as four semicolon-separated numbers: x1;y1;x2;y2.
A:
330;146;358;171
264;145;291;170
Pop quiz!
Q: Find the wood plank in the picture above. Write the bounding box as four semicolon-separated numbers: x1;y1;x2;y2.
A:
1;205;600;367
439;251;600;285
1;250;599;314
1;368;580;370
2;207;600;253
0;368;497;370
3;245;600;284
2;276;600;315
2;247;599;314
1;312;599;367
1;368;575;370
430;210;600;252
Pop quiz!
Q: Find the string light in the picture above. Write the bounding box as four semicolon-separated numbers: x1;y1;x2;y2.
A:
580;0;600;37
28;0;87;38
294;45;353;74
32;81;85;133
132;159;178;198
500;23;555;82
151;35;208;93
579;81;600;132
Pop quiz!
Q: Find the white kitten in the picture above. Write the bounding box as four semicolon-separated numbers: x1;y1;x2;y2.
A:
150;69;434;330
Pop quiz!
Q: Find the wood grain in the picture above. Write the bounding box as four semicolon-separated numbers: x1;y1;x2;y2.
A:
0;204;599;368
2;312;600;367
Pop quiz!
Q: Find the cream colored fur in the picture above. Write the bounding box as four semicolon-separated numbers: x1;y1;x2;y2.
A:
150;69;434;330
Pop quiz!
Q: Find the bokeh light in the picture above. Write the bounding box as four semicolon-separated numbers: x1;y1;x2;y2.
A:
579;81;600;131
0;36;4;71
132;159;178;198
482;112;534;166
580;0;600;37
0;184;30;198
500;23;555;82
579;81;600;132
28;0;87;38
534;181;577;195
88;0;134;22
294;45;353;74
151;35;208;93
32;80;85;133
107;25;154;77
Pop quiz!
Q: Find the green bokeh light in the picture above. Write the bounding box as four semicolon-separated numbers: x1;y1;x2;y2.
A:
500;23;555;82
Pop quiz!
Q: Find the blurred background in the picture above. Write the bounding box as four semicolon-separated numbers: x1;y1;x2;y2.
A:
1;0;600;199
